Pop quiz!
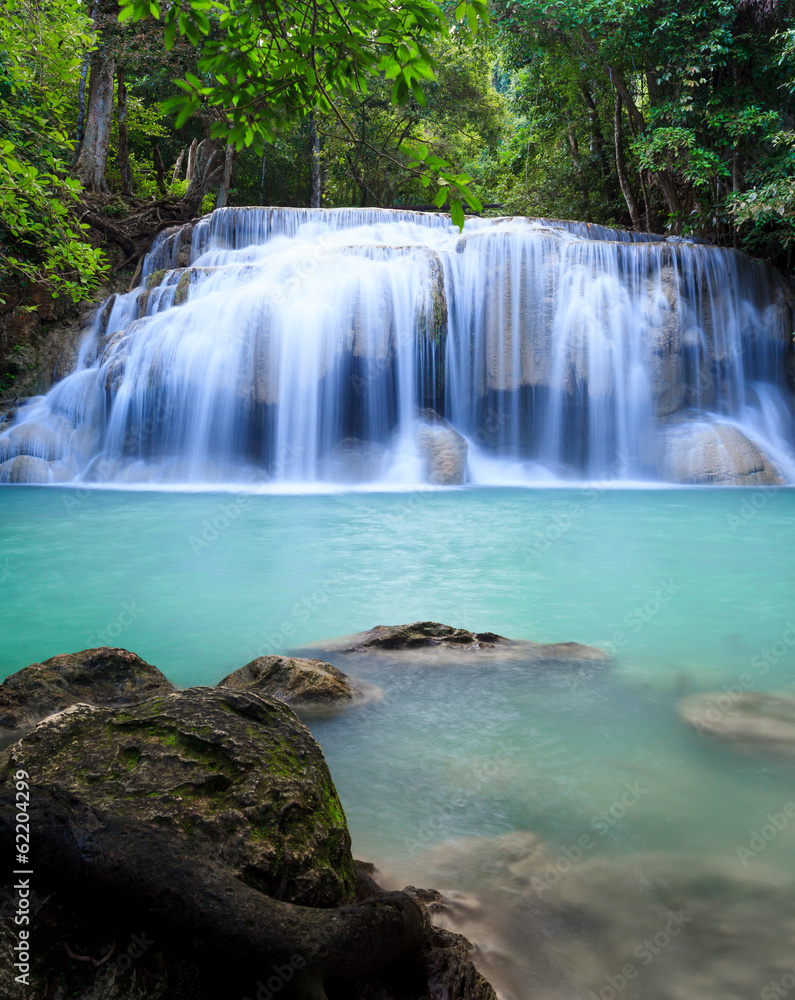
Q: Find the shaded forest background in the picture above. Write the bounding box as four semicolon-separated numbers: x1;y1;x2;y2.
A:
1;0;795;322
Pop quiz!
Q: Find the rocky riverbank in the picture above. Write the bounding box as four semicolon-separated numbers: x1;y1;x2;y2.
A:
0;641;499;1000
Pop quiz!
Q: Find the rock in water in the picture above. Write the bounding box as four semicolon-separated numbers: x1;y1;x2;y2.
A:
0;646;174;732
218;654;369;708
678;690;795;757
415;409;468;485
298;621;611;668
0;454;53;483
319;437;387;483
3;687;356;906
658;420;783;485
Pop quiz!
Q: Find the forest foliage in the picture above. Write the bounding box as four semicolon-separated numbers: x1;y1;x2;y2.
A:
0;0;794;305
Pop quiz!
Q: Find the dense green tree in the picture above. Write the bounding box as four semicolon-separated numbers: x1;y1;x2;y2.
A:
486;0;795;264
119;0;488;223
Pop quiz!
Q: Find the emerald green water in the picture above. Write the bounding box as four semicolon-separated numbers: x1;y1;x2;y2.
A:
2;485;794;998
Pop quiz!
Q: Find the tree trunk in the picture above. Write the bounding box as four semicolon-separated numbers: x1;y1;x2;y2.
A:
216;143;236;209
566;126;590;216
185;138;199;182
171;147;186;184
580;86;618;206
153;144;167;196
309;111;322;208
116;68;133;195
73;51;116;193
613;94;642;230
183;139;224;215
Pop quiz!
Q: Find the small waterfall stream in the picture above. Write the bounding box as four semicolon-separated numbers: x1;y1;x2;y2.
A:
1;207;793;486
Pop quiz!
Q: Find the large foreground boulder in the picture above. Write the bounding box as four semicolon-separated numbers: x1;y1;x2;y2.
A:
0;647;174;732
0;685;496;1000
678;690;795;758
218;655;370;709
300;621;611;668
4;687;355;906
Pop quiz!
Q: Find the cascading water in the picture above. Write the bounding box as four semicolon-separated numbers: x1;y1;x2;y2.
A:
1;207;793;486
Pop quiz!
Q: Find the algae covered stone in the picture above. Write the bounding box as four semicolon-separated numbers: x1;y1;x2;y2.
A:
0;646;174;732
218;654;366;707
2;686;356;906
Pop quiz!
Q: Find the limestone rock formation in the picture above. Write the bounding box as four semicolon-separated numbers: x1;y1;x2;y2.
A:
658;420;784;485
415;410;468;485
218;655;368;708
0;454;52;483
320;438;387;483
0;647;174;732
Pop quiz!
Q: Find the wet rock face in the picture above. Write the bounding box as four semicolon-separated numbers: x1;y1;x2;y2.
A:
218;655;365;707
300;621;611;668
678;691;795;757
658;420;784;485
0;454;52;483
0;647;174;732
332;621;510;652
320;437;387;483
2;687;356;907
415;410;468;485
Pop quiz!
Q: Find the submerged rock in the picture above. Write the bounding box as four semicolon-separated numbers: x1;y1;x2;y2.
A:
409;834;795;1000
3;687;355;906
218;654;370;708
0;454;52;483
416;409;468;485
0;646;174;732
320;437;386;483
300;621;610;668
658;420;783;485
678;690;795;757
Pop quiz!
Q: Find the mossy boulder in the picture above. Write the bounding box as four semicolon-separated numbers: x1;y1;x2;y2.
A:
2;686;356;906
218;655;366;708
0;647;174;732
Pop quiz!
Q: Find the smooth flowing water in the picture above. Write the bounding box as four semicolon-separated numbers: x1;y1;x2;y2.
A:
2;207;794;486
1;485;794;999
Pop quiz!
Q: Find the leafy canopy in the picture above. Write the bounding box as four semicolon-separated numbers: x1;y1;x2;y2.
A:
118;0;488;226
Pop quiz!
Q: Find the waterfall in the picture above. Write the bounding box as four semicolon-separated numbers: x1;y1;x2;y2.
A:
1;207;792;486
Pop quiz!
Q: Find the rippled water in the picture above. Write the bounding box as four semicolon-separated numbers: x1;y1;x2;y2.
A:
2;485;794;998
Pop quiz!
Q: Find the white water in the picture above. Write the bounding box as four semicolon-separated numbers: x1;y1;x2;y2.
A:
1;207;793;485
